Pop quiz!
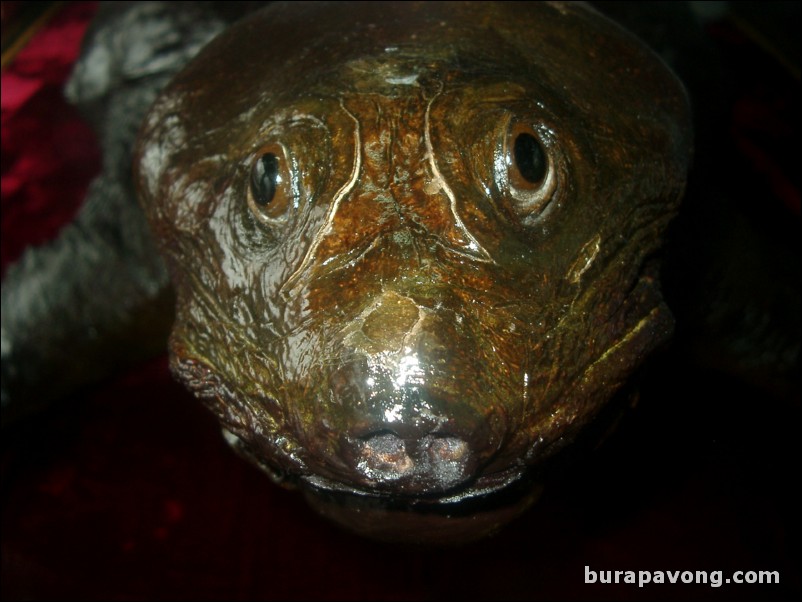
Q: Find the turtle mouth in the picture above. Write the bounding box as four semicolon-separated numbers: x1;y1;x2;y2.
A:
298;465;542;544
300;463;528;505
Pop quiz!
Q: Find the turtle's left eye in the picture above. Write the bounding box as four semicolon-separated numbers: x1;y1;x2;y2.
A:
512;131;547;186
248;143;293;223
495;121;559;221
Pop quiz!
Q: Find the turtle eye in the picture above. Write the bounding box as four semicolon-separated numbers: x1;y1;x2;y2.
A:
248;143;293;223
497;121;558;221
512;131;547;186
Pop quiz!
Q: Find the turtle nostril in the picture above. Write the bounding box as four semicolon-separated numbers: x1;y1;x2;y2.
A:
358;432;413;479
426;436;469;463
351;430;475;491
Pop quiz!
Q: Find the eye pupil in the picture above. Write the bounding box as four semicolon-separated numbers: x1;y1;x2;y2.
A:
251;153;280;206
513;133;547;184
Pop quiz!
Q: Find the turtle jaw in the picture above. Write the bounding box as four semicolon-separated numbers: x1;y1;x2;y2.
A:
299;467;543;544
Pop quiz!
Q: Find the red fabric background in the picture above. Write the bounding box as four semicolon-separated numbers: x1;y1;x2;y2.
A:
1;4;799;601
1;1;100;273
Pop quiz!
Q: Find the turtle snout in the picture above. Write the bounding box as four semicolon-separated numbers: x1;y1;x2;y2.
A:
347;427;477;494
325;358;491;495
308;297;505;496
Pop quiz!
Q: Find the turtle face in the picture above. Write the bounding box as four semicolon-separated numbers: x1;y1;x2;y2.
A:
136;2;691;542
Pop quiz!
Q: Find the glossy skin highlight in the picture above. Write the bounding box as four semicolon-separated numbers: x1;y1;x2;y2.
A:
135;2;691;542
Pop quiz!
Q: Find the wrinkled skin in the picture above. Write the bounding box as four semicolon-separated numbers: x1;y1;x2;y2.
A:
135;2;691;542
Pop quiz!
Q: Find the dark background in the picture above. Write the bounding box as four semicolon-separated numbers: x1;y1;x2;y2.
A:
1;2;799;600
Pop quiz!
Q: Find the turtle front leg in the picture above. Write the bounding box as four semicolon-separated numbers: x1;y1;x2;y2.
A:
1;170;174;425
1;2;243;426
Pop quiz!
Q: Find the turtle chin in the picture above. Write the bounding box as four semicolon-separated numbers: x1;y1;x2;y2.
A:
222;422;542;543
297;467;542;544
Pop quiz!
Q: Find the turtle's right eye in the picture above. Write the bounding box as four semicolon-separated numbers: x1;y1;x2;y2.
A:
248;143;292;223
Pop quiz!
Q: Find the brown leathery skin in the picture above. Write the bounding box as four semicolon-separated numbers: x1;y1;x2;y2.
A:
134;1;691;542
